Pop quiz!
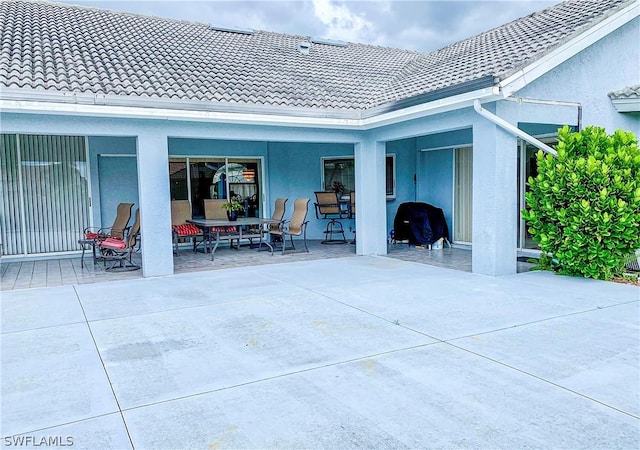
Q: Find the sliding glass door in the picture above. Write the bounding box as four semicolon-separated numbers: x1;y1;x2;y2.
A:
1;134;90;256
454;146;473;243
169;157;262;218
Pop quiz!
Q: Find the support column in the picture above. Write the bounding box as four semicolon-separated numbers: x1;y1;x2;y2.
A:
472;107;518;276
354;137;387;255
137;133;173;277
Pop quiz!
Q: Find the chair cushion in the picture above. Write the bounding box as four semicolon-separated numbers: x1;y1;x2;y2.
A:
172;224;202;236
85;231;105;240
210;226;237;232
99;237;127;250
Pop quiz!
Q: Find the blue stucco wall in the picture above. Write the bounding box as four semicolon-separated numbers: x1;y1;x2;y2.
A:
87;136;138;227
416;149;454;238
168;138;268;157
414;129;473;241
385;138;416;234
267;141;355;239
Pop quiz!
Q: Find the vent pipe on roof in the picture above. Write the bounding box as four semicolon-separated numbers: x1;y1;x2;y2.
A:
298;41;311;55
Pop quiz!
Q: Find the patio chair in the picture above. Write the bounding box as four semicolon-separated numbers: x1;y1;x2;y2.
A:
271;198;309;254
83;202;134;240
267;198;288;244
314;191;347;244
97;208;141;271
171;200;203;254
80;202;134;266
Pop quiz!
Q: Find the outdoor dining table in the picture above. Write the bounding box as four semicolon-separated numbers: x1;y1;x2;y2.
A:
187;217;282;260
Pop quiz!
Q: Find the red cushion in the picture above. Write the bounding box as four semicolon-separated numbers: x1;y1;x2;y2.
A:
172;224;202;236
210;226;237;232
99;237;127;250
85;232;103;240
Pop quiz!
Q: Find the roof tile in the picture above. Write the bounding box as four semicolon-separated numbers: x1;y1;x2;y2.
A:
0;0;633;112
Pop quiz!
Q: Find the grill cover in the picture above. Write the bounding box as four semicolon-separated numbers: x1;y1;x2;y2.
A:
393;202;450;246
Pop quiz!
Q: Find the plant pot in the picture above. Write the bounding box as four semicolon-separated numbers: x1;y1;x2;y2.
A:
227;211;238;221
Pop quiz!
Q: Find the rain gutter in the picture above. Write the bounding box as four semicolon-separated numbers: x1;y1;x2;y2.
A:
0;85;501;131
473;100;557;156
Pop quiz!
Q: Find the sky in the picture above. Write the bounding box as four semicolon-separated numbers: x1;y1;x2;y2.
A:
55;0;560;53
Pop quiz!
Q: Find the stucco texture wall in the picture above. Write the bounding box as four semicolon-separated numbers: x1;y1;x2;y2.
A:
267;141;355;240
517;17;640;136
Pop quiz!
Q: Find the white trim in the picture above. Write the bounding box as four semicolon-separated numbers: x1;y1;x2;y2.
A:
499;1;640;97
0;87;500;131
611;98;640;113
359;87;500;129
420;143;472;152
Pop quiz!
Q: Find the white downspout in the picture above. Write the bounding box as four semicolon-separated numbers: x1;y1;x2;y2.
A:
473;99;557;156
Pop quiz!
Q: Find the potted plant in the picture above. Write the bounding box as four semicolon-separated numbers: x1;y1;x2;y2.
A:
221;199;244;221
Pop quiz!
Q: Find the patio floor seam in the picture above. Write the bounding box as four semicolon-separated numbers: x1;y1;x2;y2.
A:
71;285;135;449
2;412;130;442
444;300;640;343
0;320;88;336
292;285;640;419
111;340;445;414
445;340;640;420
78;292;307;324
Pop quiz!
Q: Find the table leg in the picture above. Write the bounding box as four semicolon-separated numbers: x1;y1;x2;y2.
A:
258;229;274;255
210;230;221;261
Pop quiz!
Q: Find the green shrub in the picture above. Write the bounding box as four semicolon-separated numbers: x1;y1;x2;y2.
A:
522;126;640;280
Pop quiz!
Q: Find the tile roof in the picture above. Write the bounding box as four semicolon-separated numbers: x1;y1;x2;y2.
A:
0;0;633;115
608;84;640;99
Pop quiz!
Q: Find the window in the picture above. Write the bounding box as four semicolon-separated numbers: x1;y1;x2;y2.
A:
169;157;262;218
385;154;396;198
321;155;395;199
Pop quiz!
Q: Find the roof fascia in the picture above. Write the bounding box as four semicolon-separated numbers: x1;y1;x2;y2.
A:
0;87;361;120
611;98;640;112
499;1;640;98
0;98;363;129
0;86;500;131
363;75;496;118
359;86;500;129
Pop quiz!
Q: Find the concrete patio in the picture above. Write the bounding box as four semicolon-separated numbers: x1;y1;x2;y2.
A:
2;255;639;449
1;241;535;291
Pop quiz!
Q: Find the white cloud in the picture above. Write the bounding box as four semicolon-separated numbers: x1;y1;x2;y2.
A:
311;0;374;42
